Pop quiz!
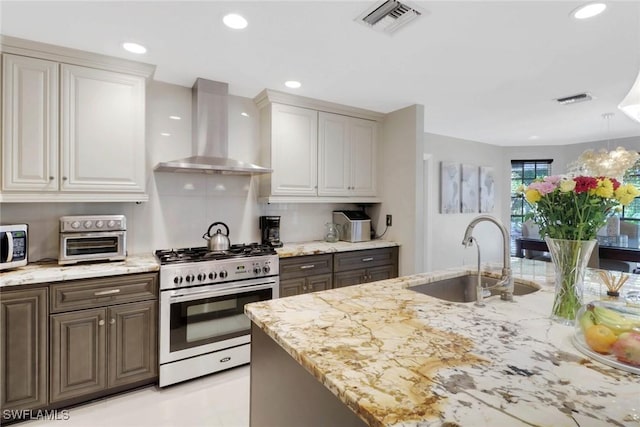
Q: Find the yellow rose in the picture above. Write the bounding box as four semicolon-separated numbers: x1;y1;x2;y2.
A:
594;178;614;198
615;183;640;205
525;189;541;203
559;179;576;192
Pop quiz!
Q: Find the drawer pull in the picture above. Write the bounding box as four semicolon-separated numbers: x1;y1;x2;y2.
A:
98;319;105;326
299;265;315;270
94;289;121;296
109;318;116;325
362;257;374;262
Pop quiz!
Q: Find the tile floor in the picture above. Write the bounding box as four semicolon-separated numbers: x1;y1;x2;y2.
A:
24;366;250;427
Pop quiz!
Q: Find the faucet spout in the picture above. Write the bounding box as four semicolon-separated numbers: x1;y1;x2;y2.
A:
462;215;513;301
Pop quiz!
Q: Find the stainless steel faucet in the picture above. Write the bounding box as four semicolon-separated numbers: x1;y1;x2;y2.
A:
462;215;514;301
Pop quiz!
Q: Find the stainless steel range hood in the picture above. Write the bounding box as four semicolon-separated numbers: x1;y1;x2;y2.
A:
154;79;272;175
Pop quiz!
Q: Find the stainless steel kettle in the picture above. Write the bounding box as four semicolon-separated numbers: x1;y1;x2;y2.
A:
203;222;231;251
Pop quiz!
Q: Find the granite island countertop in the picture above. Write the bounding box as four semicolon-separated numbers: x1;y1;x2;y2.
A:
245;258;640;427
0;254;159;288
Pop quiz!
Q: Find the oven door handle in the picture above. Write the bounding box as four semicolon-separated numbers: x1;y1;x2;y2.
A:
168;281;276;304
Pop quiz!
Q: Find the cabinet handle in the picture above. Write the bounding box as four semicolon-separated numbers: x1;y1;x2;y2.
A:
62;176;68;181
362;257;374;262
300;265;315;270
109;318;116;325
94;289;121;296
98;319;105;326
49;176;54;180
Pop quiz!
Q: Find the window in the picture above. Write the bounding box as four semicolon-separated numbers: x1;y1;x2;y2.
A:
622;157;640;221
510;159;553;254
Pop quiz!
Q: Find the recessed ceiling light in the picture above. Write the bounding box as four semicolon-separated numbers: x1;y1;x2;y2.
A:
122;42;147;54
160;132;171;137
169;115;182;120
223;13;248;29
528;135;540;140
572;3;607;19
240;112;249;117
285;80;302;89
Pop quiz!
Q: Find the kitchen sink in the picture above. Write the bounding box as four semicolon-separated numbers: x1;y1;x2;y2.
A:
408;274;541;303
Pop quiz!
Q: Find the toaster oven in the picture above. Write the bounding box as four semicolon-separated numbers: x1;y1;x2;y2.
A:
59;215;127;265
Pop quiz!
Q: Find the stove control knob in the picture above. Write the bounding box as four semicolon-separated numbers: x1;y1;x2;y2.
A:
108;220;116;228
197;273;205;281
209;272;217;280
253;267;262;275
71;221;81;229
95;220;104;228
173;276;183;285
83;220;93;229
185;274;195;283
219;270;228;279
263;265;271;274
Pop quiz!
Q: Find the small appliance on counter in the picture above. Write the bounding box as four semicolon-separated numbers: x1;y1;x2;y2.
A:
333;210;371;242
259;216;283;247
0;224;28;271
58;215;127;265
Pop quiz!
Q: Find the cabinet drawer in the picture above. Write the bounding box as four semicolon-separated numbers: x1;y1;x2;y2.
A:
50;273;158;313
279;254;333;279
333;247;398;272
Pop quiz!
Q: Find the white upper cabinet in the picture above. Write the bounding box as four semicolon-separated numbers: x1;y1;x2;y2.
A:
269;103;318;196
318;112;377;197
60;64;145;193
2;54;59;192
0;37;154;202
254;89;382;203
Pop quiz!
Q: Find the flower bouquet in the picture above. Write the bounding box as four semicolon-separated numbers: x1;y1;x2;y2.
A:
520;175;639;323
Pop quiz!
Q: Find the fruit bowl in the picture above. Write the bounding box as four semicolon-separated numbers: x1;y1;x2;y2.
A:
573;300;640;375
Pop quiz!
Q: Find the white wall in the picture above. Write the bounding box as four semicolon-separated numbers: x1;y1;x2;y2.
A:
373;105;424;276
424;133;506;270
0;81;359;262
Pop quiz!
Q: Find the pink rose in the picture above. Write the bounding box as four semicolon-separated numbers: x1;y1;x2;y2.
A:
529;181;556;195
543;175;562;185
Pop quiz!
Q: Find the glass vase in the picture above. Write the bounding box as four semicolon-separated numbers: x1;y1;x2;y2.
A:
545;237;597;325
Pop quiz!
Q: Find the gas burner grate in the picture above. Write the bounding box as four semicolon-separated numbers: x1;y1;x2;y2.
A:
155;243;276;264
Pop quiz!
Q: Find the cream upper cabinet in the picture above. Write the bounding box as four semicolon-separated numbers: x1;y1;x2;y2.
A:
254;89;382;203
318;112;377;197
0;37;154;202
260;103;319;197
2;54;59;192
60;64;145;193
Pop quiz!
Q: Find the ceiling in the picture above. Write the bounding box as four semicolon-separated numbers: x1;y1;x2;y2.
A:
2;0;640;146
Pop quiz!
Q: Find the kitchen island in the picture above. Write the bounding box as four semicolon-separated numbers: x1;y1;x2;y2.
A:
245;258;640;427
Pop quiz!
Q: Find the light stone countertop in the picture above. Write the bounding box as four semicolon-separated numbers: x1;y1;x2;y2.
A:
276;240;399;257
0;254;159;288
245;258;640;427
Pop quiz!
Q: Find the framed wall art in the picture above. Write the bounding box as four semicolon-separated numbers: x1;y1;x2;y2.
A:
440;161;460;214
461;164;479;214
479;166;495;213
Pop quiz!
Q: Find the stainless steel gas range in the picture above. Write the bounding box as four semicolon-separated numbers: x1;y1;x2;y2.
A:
155;244;279;387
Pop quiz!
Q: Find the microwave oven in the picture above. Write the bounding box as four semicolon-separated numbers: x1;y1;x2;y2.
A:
0;224;28;271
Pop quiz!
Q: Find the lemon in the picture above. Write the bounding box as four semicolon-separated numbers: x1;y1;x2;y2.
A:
585;324;618;354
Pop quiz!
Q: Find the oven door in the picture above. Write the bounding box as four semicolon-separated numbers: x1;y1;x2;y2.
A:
160;277;278;364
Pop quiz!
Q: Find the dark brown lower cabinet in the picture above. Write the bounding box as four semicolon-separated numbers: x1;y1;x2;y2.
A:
280;273;332;297
50;300;157;403
333;265;396;288
0;287;48;412
333;247;399;288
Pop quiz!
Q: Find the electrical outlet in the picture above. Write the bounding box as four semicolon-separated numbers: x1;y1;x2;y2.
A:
386;214;392;227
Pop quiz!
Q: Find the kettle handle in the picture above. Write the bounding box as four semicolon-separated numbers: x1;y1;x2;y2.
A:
206;222;229;238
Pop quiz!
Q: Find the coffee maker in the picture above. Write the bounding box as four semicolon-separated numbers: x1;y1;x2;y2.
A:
259;216;283;247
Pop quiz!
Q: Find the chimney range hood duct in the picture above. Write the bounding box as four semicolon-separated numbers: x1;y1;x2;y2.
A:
154;78;272;175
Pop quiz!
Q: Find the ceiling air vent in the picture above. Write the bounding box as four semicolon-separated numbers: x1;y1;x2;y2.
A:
555;93;594;105
356;0;422;35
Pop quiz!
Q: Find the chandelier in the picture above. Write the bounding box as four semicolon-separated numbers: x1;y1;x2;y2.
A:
568;113;639;180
